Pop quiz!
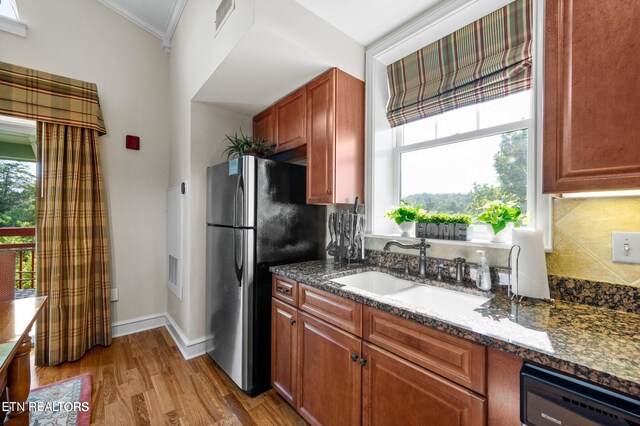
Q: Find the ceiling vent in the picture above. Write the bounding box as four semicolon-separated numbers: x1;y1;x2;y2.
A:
215;0;235;35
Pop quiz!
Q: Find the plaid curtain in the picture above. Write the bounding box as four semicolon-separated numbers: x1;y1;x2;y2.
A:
36;122;112;366
386;0;532;127
0;61;106;135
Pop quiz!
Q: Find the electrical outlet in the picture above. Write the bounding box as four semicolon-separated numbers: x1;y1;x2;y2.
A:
110;287;119;302
612;232;640;264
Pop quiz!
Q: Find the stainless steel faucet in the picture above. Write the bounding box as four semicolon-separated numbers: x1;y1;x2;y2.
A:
383;238;431;277
453;257;466;282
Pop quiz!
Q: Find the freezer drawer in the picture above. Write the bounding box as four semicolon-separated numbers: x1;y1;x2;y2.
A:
205;225;255;391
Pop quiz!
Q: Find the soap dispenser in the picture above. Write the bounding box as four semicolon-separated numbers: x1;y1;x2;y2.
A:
475;250;492;291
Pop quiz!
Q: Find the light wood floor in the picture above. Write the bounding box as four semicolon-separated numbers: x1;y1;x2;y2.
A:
30;328;307;426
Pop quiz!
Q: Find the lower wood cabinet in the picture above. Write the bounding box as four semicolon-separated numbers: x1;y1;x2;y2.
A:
271;298;297;406
487;347;523;426
270;275;520;426
297;311;362;426
362;343;486;426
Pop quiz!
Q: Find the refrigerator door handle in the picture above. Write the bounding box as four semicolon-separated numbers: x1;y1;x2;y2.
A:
234;174;244;228
234;229;243;286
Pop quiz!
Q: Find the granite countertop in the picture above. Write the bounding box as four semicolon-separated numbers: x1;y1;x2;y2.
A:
270;260;640;398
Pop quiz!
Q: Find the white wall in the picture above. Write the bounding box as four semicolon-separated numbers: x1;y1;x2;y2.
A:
189;103;251;339
0;0;171;324
168;0;365;341
168;0;255;340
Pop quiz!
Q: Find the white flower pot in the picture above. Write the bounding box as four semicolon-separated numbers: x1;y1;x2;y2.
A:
398;222;414;237
490;223;513;243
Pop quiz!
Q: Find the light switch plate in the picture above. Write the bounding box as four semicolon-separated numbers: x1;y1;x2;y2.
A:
110;287;119;302
612;232;640;264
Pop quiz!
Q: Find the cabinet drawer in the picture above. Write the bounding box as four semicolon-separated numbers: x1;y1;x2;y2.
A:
272;275;297;306
363;307;486;394
298;284;362;337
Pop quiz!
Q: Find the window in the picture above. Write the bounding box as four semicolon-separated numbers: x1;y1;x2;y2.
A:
365;0;551;247
0;0;18;20
0;114;37;290
397;91;531;218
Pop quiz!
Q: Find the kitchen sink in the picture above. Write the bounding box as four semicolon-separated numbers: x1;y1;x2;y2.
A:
331;271;415;295
331;271;490;314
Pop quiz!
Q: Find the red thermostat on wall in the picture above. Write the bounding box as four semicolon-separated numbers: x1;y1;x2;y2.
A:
126;135;140;150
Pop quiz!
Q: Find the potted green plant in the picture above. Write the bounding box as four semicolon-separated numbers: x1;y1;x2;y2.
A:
415;212;473;241
476;201;522;243
222;129;276;159
384;201;425;236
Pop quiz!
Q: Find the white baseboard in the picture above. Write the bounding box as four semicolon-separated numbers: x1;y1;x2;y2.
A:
165;314;206;360
112;313;167;338
111;313;206;360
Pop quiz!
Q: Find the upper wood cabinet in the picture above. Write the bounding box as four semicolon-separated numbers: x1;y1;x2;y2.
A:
252;68;365;204
275;87;307;153
253;107;275;146
543;0;640;193
307;68;364;204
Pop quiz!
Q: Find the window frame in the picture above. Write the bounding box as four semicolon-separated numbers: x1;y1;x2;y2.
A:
395;115;532;220
0;0;26;38
364;0;552;250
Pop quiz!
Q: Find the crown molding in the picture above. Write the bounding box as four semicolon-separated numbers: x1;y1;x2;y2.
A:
97;0;164;39
164;0;187;46
98;0;182;51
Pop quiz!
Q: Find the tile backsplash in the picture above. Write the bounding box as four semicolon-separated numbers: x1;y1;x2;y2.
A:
546;197;640;288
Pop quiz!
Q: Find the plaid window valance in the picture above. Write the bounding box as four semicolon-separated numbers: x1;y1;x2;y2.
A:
0;61;107;135
386;0;532;128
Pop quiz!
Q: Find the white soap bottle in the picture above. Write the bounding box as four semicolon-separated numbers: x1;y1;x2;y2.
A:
475;250;492;291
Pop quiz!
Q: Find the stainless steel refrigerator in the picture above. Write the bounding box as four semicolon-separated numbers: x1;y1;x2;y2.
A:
206;156;322;396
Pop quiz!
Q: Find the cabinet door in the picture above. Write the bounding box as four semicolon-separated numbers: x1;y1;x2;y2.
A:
362;343;486;426
487;348;522;426
253;107;275;146
306;70;336;204
276;87;307;153
297;311;361;426
543;0;640;193
271;298;298;406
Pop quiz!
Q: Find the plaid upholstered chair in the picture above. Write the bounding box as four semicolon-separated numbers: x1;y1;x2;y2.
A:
0;251;16;302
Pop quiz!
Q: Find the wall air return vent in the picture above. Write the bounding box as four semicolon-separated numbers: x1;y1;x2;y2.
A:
167;184;184;300
215;0;235;35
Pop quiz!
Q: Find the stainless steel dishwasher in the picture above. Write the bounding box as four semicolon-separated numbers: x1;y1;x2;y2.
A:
521;363;640;425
